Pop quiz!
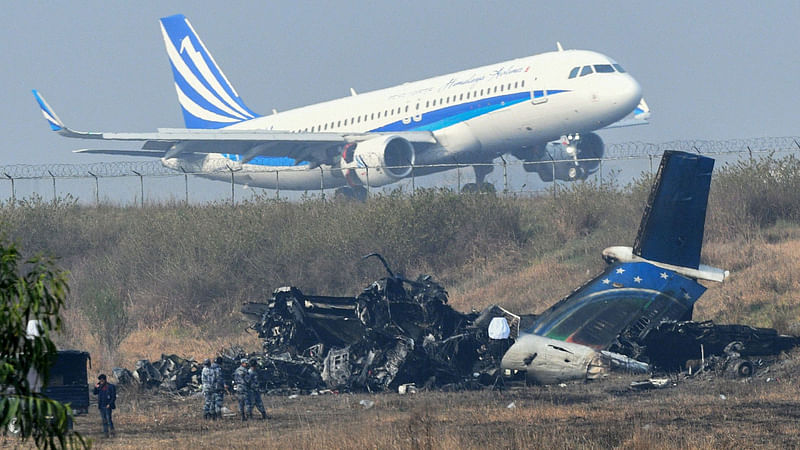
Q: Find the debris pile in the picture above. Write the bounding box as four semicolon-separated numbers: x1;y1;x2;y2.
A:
113;354;203;395
628;320;800;372
241;273;530;393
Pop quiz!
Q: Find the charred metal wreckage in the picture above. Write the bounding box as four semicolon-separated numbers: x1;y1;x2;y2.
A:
111;151;799;394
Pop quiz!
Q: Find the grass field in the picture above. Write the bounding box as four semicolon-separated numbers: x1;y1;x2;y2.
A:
59;353;800;449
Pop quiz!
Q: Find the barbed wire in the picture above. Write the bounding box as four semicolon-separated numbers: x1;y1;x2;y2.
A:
1;136;798;179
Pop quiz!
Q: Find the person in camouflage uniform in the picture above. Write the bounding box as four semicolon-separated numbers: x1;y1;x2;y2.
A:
232;359;251;421
247;359;267;420
211;356;225;420
200;358;217;420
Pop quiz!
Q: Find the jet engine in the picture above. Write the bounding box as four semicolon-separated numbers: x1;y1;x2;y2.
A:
339;136;416;187
535;132;605;182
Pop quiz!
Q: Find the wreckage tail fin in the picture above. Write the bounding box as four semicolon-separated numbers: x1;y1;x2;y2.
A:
633;150;715;269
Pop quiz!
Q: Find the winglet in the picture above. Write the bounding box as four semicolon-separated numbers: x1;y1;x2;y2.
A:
32;90;65;131
31;90;102;139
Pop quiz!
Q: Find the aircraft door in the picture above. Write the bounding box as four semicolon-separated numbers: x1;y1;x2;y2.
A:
531;72;548;105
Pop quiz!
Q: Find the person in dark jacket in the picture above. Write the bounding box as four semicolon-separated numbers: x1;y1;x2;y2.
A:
92;374;117;437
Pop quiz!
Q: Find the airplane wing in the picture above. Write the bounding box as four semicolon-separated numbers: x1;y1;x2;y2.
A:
602;98;651;129
525;261;706;350
33;90;437;166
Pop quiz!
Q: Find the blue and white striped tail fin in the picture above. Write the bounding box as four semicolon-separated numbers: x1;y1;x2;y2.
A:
32;89;66;131
159;14;260;129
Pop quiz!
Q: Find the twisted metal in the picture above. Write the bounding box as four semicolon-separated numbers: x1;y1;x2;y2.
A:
1;136;797;179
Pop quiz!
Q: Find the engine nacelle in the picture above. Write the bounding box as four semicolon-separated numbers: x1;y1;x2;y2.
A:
340;136;415;187
537;132;605;182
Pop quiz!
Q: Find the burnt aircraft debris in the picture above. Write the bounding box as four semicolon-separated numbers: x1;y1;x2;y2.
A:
241;266;535;393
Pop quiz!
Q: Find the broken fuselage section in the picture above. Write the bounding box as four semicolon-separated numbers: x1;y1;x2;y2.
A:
502;150;725;384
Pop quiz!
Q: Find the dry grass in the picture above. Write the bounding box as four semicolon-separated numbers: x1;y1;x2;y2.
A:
57;354;800;449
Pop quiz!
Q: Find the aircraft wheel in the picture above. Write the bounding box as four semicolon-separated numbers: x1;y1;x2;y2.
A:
461;183;479;193
352;186;368;202
461;182;496;194
335;187;355;200
537;165;554;182
735;360;754;378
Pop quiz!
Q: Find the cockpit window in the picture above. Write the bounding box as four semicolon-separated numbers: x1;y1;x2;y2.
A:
579;65;594;77
613;64;626;73
568;67;580;79
594;64;614;73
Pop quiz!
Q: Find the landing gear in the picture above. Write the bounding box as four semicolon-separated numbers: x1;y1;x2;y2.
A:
461;164;496;193
334;185;368;201
461;182;496;194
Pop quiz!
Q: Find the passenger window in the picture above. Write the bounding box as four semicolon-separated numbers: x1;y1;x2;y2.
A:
416;103;419;110
405;105;409;112
459;94;463;100
426;100;429;108
500;85;504;92
480;89;484;96
494;86;498;93
521;80;525;87
357;116;361;123
613;64;626;73
568;67;579;79
507;83;511;90
594;64;614;73
580;66;594;77
514;82;518;89
466;92;470;99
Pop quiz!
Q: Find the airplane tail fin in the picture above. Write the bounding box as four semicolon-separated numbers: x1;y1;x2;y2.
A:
159;14;260;129
633;150;715;269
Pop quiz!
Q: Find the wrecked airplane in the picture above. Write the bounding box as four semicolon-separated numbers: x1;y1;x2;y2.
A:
240;257;536;392
502;150;729;384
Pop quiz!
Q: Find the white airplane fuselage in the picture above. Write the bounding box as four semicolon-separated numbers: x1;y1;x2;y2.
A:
162;49;642;190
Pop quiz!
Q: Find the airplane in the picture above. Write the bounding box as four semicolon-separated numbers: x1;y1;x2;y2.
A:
33;13;650;199
501;150;729;384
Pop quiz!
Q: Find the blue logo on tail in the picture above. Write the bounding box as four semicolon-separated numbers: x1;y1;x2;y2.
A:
160;14;260;129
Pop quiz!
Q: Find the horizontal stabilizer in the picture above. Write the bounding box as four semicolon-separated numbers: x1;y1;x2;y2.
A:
74;149;166;157
633;150;715;269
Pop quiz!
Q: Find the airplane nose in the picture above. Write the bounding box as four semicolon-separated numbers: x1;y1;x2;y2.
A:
615;76;642;111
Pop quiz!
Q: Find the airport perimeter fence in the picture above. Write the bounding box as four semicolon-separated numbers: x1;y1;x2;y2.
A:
1;136;798;206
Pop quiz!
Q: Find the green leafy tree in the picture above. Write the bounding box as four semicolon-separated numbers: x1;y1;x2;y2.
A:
0;240;87;448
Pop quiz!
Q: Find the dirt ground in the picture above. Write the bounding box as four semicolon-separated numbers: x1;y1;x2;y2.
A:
40;356;800;450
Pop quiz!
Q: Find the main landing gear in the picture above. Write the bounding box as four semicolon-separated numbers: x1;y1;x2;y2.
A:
335;185;368;201
461;164;496;194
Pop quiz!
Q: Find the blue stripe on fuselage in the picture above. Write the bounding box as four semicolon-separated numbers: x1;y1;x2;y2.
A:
225;89;569;167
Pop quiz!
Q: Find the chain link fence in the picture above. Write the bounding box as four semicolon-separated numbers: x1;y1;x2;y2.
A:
1;137;798;205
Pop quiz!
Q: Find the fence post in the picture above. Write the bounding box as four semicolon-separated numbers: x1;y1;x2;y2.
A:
411;164;416;195
87;171;99;206
4;173;14;206
227;166;236;205
275;170;280;200
364;167;370;197
318;167;325;199
453;157;461;192
179;167;189;205
546;153;556;199
648;155;653;174
499;156;508;194
47;170;57;203
132;170;144;207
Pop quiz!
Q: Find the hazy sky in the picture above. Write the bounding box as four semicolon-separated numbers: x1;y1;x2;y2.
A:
3;1;798;166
